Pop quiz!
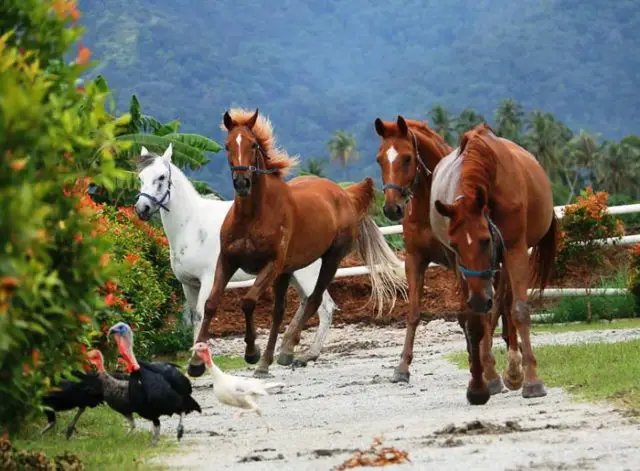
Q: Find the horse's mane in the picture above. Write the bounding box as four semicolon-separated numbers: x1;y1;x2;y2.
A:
458;124;501;209
221;108;299;177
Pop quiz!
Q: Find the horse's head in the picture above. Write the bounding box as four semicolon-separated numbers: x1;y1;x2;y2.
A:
223;108;264;197
135;144;173;220
374;115;421;221
435;188;501;313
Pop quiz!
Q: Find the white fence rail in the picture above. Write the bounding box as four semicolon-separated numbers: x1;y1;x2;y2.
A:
227;202;640;294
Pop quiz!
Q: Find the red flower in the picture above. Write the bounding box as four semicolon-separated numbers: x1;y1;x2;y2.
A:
78;314;92;324
104;293;117;306
99;253;110;267
73;232;83;242
76;45;91;65
124;253;141;265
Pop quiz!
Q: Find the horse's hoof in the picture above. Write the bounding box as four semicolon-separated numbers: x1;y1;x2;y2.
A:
188;363;206;378
277;352;294;366
487;377;505;396
292;358;308;368
466;386;491;406
177;425;184;441
245;351;261;365
503;372;524;391
522;381;547;399
390;369;410;384
253;369;273;379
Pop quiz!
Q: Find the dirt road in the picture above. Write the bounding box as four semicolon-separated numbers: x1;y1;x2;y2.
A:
156;321;640;470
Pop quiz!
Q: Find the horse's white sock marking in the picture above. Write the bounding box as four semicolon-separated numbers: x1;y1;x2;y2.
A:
466;231;472;246
386;146;398;179
236;134;243;165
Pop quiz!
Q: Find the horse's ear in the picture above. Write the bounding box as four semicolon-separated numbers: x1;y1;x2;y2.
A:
223;111;235;131
397;115;409;136
140;146;151;157
246;108;259;130
475;187;487;212
162;143;173;163
374;118;386;137
435;200;455;219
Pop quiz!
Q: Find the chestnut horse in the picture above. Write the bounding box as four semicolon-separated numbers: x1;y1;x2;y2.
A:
188;108;406;378
432;124;559;404
374;116;508;393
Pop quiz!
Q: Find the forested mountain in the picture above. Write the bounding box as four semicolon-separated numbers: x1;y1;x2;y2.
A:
79;0;640;198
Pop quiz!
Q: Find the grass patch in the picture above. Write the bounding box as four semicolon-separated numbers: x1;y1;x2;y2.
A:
447;339;640;408
12;407;173;470
531;318;640;334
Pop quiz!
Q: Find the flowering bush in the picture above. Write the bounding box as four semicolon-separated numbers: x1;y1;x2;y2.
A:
555;187;624;276
628;244;640;311
0;0;125;433
91;205;185;359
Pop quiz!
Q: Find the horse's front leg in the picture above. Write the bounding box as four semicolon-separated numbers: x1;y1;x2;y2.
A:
187;255;236;378
391;251;427;383
504;245;546;398
255;273;292;378
464;313;491;405
241;259;284;367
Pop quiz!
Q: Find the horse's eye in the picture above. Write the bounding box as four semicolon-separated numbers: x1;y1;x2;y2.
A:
253;142;259;150
449;242;458;253
403;155;411;165
479;238;491;250
158;175;165;182
224;144;229;151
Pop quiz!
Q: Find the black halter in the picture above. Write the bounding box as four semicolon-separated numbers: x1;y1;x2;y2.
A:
457;210;506;280
229;138;278;175
136;163;172;214
382;130;433;199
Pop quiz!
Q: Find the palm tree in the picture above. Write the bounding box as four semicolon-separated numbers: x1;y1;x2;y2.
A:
428;105;456;145
561;130;601;203
596;141;640;197
494;98;525;143
300;157;328;177
328;130;358;168
523;110;574;182
455;108;485;137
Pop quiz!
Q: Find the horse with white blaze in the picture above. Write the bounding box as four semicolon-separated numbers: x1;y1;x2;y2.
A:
134;144;337;377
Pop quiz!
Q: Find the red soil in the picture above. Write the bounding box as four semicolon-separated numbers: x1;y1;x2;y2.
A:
208;246;632;338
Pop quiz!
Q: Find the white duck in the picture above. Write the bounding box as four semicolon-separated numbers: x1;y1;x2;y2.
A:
192;342;284;431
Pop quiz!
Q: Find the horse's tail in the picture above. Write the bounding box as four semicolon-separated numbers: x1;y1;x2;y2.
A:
346;178;408;317
345;177;376;218
529;213;560;299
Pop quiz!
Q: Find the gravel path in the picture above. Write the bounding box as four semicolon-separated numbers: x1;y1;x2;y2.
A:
155;321;640;470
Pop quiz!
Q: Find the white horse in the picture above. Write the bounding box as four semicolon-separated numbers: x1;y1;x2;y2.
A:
133;144;337;375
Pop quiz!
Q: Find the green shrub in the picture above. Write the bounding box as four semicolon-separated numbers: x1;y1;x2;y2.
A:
92;205;186;359
556;188;624;277
542;295;636;324
628;243;640;312
0;0;124;433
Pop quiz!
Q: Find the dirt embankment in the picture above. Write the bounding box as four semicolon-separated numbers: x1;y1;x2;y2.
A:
207;246;632;337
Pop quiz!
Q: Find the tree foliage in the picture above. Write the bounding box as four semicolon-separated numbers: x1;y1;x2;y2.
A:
0;0;124;433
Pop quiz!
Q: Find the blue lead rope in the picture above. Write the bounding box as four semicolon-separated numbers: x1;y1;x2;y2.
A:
458;213;506;279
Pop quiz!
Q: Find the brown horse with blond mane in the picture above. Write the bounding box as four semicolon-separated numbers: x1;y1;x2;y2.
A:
187;108;406;378
432;123;559;404
374;116;508;394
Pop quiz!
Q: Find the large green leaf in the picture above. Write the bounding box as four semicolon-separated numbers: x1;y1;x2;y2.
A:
115;133;211;170
165;133;222;153
155;120;181;136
